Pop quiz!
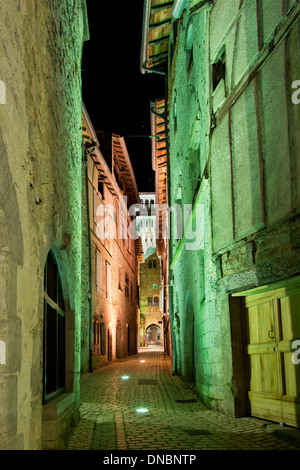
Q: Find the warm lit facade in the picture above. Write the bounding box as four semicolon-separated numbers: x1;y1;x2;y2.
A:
142;0;300;427
139;252;164;348
135;193;164;348
82;105;142;371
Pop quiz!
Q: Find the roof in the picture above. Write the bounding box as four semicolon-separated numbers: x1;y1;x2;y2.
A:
112;134;140;208
141;0;174;74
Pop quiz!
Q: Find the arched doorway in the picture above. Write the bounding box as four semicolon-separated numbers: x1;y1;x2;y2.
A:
0;151;23;448
43;250;66;403
145;324;162;348
183;292;196;383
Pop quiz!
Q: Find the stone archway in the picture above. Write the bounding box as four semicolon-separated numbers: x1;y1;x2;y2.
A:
145;323;163;348
0;136;24;449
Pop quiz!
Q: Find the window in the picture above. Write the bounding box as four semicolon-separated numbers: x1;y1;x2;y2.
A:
154;296;159;306
186;21;194;78
43;251;65;403
106;261;111;299
94;189;100;222
100;322;106;355
98;180;104;198
212;51;226;91
153;260;157;269
125;272;129;298
93;321;106;355
148;260;152;269
148;297;153;306
93;320;100;354
96;249;102;293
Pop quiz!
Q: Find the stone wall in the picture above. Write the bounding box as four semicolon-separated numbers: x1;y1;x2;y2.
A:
0;0;88;450
168;0;300;415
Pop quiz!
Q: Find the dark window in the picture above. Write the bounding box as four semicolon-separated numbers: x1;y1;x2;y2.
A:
148;260;152;269
186;21;194;78
148;297;153;306
153;260;157;269
212;52;226;91
100;322;106;355
98;180;104;198
125;272;129;298
43;251;65;403
154;296;159;306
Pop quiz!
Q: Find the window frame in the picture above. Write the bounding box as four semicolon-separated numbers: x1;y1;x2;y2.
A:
43;251;66;404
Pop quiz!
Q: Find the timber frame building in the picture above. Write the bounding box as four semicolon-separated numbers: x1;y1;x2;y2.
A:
141;0;300;427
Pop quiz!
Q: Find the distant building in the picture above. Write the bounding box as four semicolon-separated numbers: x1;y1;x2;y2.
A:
139;252;163;349
135;193;163;348
136;192;156;257
82;105;142;371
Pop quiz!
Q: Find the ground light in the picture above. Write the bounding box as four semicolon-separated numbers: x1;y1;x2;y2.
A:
136;408;149;414
140;360;145;363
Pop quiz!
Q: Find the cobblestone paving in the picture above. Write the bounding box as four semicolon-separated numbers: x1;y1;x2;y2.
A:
66;349;300;451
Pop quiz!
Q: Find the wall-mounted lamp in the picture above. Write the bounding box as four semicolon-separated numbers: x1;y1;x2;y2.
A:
152;282;172;290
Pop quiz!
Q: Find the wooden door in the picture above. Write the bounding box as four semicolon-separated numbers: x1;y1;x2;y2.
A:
242;277;300;427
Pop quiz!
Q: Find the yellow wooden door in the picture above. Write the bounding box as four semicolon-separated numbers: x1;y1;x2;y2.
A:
242;277;300;428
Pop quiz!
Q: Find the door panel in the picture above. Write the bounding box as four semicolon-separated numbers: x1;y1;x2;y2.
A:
242;278;300;428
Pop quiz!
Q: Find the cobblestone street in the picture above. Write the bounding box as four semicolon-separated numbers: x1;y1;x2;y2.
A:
65;349;300;452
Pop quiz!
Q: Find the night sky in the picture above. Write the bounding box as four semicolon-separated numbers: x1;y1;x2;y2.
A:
82;0;165;192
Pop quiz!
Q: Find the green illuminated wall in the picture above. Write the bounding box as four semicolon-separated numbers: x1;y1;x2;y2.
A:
168;0;300;414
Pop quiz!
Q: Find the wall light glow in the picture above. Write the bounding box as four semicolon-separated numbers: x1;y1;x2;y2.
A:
121;376;130;380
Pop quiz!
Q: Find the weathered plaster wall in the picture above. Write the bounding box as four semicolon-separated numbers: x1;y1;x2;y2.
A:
0;0;87;450
168;0;300;415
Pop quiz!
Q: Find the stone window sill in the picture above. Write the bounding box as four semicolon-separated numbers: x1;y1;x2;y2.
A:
42;392;75;420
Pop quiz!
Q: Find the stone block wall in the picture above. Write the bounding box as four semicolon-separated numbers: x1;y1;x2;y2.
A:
0;0;88;450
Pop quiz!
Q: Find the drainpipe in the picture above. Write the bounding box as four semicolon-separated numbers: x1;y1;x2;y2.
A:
83;144;93;373
140;0;151;75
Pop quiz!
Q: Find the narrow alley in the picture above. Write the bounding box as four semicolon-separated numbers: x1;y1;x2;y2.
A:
1;0;300;454
65;349;300;452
